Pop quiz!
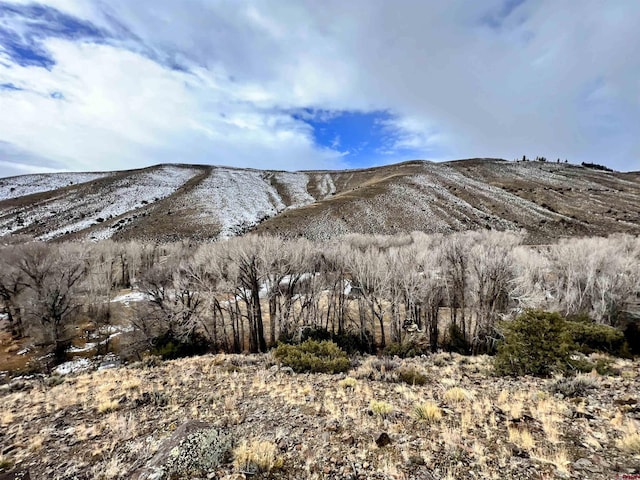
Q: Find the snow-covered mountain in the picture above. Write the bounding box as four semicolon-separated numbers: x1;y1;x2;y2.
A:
1;159;639;243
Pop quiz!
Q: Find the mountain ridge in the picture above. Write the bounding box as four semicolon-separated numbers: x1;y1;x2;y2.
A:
1;158;639;243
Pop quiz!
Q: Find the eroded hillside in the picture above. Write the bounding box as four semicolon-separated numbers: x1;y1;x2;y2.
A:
1;159;639;243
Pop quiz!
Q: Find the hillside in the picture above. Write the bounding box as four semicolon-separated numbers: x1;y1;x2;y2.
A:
1;159;639;243
2;353;639;480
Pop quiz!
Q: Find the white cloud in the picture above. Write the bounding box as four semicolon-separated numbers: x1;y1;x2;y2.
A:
0;0;639;176
0;38;343;174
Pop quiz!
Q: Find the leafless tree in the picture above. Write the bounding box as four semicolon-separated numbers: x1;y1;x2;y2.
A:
0;245;28;338
467;231;522;353
18;243;86;358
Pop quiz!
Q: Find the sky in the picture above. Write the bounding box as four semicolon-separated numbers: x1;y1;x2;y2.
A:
0;0;639;178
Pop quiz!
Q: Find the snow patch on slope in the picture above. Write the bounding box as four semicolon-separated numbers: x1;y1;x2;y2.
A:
0;166;199;239
190;169;288;238
317;174;337;197
0;172;113;201
272;172;316;206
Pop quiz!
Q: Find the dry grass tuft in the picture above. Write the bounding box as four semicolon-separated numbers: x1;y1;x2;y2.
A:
414;401;442;423
338;377;357;389
370;400;393;417
233;439;283;473
617;425;640;454
97;399;120;414
444;387;472;403
508;427;535;451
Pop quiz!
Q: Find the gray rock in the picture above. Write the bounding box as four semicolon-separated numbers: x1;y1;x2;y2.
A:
573;458;592;470
131;420;233;480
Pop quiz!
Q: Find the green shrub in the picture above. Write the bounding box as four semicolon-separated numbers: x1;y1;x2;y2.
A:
299;326;331;343
332;331;375;354
494;310;575;377
566;320;627;356
570;356;621;376
395;367;428;386
383;339;429;358
273;340;351;374
150;332;210;360
299;327;374;354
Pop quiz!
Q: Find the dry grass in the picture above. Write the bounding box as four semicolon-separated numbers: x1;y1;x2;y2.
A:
443;387;472;403
97;399;120;414
532;447;571;475
338;377;357;389
1;352;639;479
369;400;393;417
233;439;283;473
413;401;442;423
508;426;535;451
617;424;640;454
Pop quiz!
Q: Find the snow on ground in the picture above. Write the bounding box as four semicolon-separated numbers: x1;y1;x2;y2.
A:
0;165;199;238
3;165;200;240
98;325;135;335
111;291;149;305
67;343;98;353
0;172;113;201
54;358;92;375
316;173;337;198
272;172;316;206
420;163;563;221
190;169;290;238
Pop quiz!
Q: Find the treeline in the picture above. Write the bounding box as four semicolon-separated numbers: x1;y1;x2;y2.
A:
1;231;639;363
581;162;614;172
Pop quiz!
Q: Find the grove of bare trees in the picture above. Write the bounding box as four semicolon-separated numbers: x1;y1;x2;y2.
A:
1;231;639;363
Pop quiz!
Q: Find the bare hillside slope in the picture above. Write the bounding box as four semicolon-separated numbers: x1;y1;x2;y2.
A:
0;159;639;243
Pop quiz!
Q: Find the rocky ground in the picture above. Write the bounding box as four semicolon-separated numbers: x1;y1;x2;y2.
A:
1;352;639;480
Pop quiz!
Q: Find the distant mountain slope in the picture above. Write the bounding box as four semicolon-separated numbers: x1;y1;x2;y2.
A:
0;171;114;201
0;159;639;243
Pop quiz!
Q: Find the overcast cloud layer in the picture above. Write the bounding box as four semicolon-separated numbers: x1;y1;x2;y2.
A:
0;0;638;177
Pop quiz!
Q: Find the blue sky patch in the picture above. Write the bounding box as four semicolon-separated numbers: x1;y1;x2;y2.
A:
0;1;107;68
294;109;407;167
295;109;437;167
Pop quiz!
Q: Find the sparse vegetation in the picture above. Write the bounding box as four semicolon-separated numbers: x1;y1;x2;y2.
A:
369;399;393;417
395;367;428;385
273;340;351;373
0;352;638;479
233;439;282;474
414;401;443;423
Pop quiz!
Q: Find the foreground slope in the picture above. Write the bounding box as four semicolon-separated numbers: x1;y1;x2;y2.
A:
2;353;639;479
0;159;639;242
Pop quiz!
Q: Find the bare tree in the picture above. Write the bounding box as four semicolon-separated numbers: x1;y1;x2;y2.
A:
467;231;522;353
441;232;474;342
345;245;391;349
0;245;28;338
415;239;447;352
18;243;86;359
225;236;267;353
